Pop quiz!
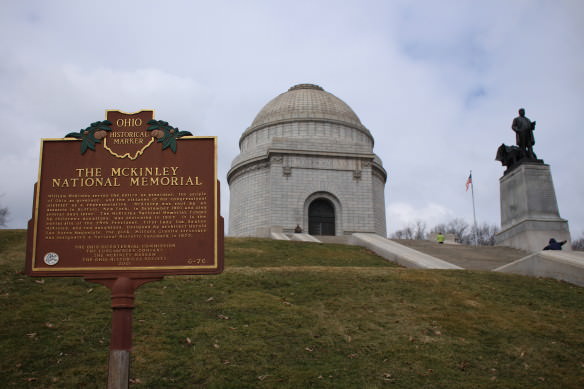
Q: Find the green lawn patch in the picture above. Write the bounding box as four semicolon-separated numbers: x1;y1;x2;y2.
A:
225;237;397;267
1;230;583;388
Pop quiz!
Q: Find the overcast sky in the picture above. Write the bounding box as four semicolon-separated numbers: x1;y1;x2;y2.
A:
1;0;583;240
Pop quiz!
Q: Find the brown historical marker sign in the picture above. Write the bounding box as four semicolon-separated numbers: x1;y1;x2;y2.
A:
26;110;224;277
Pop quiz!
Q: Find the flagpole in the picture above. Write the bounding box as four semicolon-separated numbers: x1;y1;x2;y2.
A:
469;170;478;246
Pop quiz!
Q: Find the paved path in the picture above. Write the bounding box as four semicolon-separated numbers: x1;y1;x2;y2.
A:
393;239;528;270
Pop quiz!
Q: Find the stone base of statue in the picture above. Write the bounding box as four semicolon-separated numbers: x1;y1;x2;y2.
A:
495;162;571;252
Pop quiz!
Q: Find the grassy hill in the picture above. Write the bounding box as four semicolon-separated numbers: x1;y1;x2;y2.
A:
1;230;583;388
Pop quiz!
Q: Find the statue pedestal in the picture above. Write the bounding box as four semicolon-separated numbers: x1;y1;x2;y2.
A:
495;163;571;252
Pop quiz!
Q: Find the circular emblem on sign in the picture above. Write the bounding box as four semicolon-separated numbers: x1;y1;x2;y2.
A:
44;252;59;266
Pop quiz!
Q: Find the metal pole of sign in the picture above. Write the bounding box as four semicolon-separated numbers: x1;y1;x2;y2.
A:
87;276;162;389
108;277;135;389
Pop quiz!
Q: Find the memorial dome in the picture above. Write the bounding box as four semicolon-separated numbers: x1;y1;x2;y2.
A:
241;83;371;141
228;83;387;238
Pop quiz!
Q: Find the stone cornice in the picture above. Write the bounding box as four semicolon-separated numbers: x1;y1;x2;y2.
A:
227;149;387;184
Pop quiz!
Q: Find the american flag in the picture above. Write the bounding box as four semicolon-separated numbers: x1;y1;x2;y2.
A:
466;173;472;192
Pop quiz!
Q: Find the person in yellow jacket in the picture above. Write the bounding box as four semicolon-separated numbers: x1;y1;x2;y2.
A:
436;232;445;244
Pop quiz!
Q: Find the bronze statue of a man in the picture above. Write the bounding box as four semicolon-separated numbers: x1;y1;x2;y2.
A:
511;108;537;159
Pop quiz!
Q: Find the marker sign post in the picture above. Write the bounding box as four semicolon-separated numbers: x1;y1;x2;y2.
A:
25;110;223;389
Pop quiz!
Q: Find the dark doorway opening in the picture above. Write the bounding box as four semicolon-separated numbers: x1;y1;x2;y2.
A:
308;198;335;235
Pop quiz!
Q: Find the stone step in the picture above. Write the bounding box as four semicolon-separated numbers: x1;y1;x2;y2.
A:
351;233;462;269
394;239;528;270
290;233;321;243
270;232;290;241
266;233;584;287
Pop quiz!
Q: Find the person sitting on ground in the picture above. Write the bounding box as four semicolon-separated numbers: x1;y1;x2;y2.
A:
294;224;302;233
543;238;567;250
436;232;445;244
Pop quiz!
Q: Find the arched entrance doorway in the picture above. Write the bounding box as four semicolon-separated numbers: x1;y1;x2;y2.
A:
308;198;335;235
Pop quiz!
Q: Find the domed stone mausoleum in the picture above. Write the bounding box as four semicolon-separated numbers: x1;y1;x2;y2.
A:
227;84;387;237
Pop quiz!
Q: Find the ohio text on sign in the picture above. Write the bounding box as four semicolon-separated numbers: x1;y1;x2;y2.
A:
26;111;223;276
